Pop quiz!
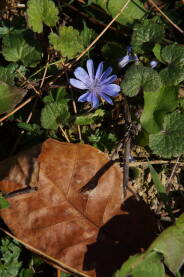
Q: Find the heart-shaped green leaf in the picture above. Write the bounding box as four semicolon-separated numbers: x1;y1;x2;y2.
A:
121;65;162;97
149;111;184;158
27;0;59;33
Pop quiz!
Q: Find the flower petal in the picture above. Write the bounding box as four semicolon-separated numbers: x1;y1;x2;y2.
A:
78;91;91;102
74;67;90;84
118;55;131;68
100;74;117;85
95;62;103;80
91;93;100;108
101;84;120;96
101;93;113;105
100;66;112;81
86;59;94;81
70;78;87;89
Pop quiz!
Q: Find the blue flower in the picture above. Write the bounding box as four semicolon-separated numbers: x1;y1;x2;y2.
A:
118;46;139;68
150;60;158;68
69;59;120;109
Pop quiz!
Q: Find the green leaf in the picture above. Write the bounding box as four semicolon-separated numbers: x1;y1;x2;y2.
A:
27;0;59;33
149;111;184;158
80;21;96;48
19;269;34;277
160;44;184;85
0;26;10;37
43;88;70;104
0;81;26;114
147;213;184;274
75;109;105;125
92;0;146;26
121;65;162;97
18;123;43;135
140;86;178;134
0;196;10;209
0;238;22;277
41;102;70;130
131;19;165;53
148;163;174;221
49;26;84;59
114;251;164;277
0;64;18;86
2;30;42;67
152;44;164;63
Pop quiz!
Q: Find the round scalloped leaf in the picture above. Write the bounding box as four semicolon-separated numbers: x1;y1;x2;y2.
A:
140;86;178;134
149;112;184;158
27;0;59;33
49;26;84;59
92;0;146;25
121;65;162;97
2;30;42;67
131;20;165;54
0;81;27;114
160;44;184;86
41;102;70;130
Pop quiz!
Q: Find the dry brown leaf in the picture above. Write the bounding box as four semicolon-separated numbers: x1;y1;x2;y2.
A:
0;139;157;276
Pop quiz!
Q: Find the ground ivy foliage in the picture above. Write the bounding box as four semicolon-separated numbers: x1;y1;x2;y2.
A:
121;65;162;97
149;112;184;158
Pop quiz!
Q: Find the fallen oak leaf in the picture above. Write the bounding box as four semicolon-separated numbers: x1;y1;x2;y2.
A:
0;139;157;276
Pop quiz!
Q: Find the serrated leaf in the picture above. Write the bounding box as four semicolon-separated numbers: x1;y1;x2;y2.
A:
0;196;10;209
131;20;165;53
27;0;59;33
92;0;145;25
49;26;84;59
0;81;26;114
159;44;184;85
149;111;184;158
2;30;42;67
41;102;70;130
114;251;164;277
140;86;178;134
147;213;184;274
121;65;162;97
0;64;17;86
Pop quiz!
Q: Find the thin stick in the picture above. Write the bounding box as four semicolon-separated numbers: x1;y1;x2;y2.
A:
123;96;131;195
166;155;181;194
0;95;36;123
57;269;61;277
149;0;184;35
59;125;70;143
40;56;49;89
129;160;184;167
17;70;41;95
